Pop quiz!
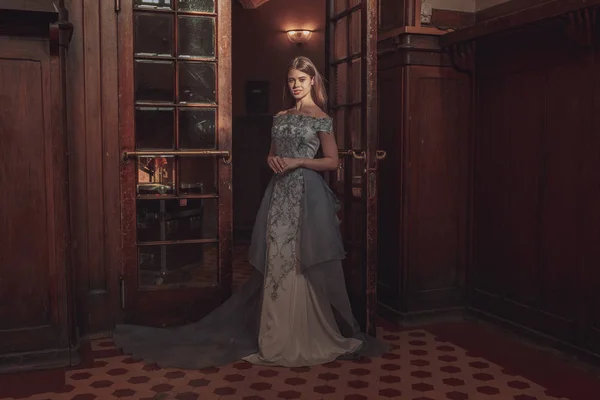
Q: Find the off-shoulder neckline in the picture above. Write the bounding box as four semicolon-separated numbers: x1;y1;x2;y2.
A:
274;113;332;121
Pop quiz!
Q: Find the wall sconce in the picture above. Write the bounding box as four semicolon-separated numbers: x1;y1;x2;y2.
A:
286;30;313;45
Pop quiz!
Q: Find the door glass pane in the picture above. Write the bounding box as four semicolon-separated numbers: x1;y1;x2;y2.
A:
350;10;361;55
134;12;173;56
177;0;215;12
138;243;218;288
130;0;225;298
335;63;348;106
179;62;216;103
134;0;173;9
180;157;217;194
335;0;347;14
349;58;361;104
137;156;176;195
334;17;348;61
136;198;218;242
135;107;174;149
178;16;215;58
135;60;174;102
178;108;216;149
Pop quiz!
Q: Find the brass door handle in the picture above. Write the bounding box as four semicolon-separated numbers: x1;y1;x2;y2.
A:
338;149;366;160
376;150;387;160
122;150;232;164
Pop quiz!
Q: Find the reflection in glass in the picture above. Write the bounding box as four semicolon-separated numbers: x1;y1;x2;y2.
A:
178;108;216;149
177;0;215;12
137;156;175;195
135;60;174;102
135;107;174;149
180;157;217;194
134;0;172;8
178;16;215;58
138;243;218;287
137;198;217;242
179;62;216;103
134;12;173;56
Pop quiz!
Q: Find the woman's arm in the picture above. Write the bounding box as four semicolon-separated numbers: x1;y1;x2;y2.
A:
281;132;339;172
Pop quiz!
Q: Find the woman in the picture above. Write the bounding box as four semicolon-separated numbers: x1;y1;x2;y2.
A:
113;56;387;368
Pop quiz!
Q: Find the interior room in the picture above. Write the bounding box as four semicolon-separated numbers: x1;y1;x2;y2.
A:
1;0;599;399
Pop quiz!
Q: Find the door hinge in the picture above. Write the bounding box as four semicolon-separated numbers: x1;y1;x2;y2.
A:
119;277;126;309
115;0;121;12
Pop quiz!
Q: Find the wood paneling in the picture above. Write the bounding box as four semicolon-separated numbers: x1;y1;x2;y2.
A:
0;31;73;371
379;0;408;31
65;0;121;336
405;66;469;311
377;46;470;318
588;45;600;356
377;67;403;310
471;22;600;357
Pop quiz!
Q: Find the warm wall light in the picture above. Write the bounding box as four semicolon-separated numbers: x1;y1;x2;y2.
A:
286;30;313;45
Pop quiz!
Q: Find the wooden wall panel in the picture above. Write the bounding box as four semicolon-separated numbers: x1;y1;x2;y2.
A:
587;47;600;355
377;58;470;318
377;66;404;310
0;35;72;371
379;0;408;31
405;66;469;311
65;0;121;336
472;23;600;354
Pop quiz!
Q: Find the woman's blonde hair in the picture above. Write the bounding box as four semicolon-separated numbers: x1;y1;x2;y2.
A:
282;56;328;111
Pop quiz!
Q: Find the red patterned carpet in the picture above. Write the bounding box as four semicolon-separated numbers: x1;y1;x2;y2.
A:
1;245;599;399
1;320;599;400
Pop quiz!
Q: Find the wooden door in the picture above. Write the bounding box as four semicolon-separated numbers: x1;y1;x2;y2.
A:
0;35;72;370
118;0;232;326
326;0;381;335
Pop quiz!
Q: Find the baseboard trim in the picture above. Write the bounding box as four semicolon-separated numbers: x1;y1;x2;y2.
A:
0;345;80;374
466;307;600;366
378;302;466;325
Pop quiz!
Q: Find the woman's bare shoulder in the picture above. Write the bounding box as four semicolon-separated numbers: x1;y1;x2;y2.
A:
308;107;331;119
275;109;293;116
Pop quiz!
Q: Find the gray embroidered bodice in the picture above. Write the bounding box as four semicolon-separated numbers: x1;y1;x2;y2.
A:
264;113;334;300
271;114;333;159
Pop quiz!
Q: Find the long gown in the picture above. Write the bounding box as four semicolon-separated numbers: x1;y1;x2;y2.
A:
113;113;388;369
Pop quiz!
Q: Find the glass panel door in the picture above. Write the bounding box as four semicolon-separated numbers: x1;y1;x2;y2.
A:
119;0;232;326
327;0;380;335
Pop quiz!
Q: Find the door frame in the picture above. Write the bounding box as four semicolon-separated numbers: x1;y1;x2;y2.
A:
326;0;380;336
117;0;233;326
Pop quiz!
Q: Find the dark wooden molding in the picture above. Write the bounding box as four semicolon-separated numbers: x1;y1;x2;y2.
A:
0;0;58;13
50;6;73;55
378;28;452;68
431;9;475;30
447;41;475;74
476;0;555;23
440;0;600;46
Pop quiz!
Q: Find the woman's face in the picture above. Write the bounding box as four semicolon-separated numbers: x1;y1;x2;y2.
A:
287;69;314;101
